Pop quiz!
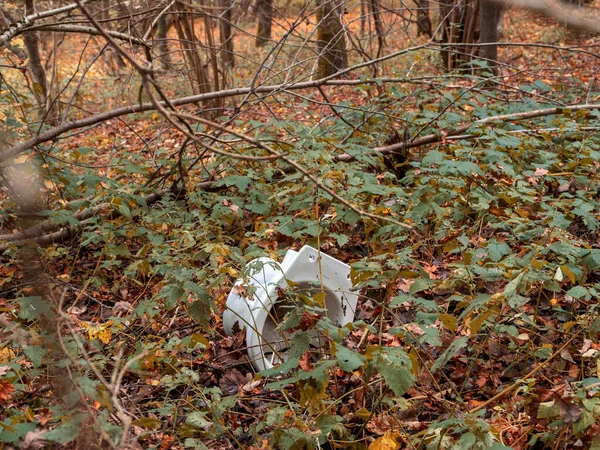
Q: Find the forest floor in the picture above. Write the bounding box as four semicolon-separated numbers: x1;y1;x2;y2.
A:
2;4;600;450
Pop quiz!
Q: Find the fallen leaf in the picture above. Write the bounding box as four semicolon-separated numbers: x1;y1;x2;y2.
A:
0;379;15;402
369;431;401;450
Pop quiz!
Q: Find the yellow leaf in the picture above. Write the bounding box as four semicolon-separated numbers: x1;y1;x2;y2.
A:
44;179;57;190
350;268;375;285
12;37;24;48
438;313;457;331
24;406;35;422
80;320;114;344
369;431;402;450
0;347;17;363
355;407;371;420
468;308;496;335
408;348;419;377
312;291;326;307
13;154;29;164
560;265;577;284
373;206;391;215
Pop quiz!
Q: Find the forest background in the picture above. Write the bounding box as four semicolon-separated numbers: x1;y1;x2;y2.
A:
1;0;600;448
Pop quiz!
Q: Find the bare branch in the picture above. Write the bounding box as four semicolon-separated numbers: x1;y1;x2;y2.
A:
0;0;92;47
497;0;600;33
29;24;149;46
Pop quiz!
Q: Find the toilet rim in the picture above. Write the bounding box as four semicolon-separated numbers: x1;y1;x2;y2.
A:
244;272;350;370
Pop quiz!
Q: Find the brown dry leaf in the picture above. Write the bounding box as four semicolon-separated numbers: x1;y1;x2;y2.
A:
560;348;576;364
219;368;247;396
112;301;133;316
18;430;47;450
555;396;581;423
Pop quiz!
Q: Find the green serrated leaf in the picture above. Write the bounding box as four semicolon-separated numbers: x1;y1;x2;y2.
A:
44;414;87;443
431;336;468;374
17;297;50;321
487;240;511;263
262;332;311;376
185;412;211;430
23;345;46;368
157;284;185;309
375;346;414;397
566;285;589;299
334;344;366;372
265;406;287;426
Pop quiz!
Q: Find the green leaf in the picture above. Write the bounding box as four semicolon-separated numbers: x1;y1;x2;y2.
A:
537;401;559;419
487;240;511;262
157;284;185;309
573;410;594;436
582;250;600;270
183;438;210;450
409;278;436;295
216;175;254;190
23;345;46;368
489;444;515;450
503;271;525;298
17;297;50;321
330;233;349;247
266;406;288;426
0;421;37;444
185;412;211;430
334;344;366;372
132;417;162;429
44;414;87;443
277;427;310;450
431;336;468;373
375;346;414;397
262;332;311;376
566;286;589;299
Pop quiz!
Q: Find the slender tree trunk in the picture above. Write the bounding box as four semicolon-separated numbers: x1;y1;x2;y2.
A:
23;0;61;126
479;0;502;74
156;15;172;69
360;0;367;35
369;0;385;57
316;0;348;79
256;0;273;47
439;0;479;72
99;0;127;73
415;0;432;37
220;0;235;66
174;2;211;97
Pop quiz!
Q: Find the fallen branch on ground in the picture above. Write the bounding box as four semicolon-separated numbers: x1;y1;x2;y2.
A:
0;184;214;251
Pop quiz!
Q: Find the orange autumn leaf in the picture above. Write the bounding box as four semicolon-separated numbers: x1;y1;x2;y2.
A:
0;380;15;402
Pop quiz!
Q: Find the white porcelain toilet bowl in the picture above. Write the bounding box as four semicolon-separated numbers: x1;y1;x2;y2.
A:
224;246;357;371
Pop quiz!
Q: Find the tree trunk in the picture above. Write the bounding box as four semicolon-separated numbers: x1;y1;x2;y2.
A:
23;0;63;126
256;0;273;47
478;0;503;74
173;3;211;96
439;0;479;72
316;0;348;79
156;15;172;69
360;0;367;35
369;0;385;58
415;0;432;37
220;0;235;66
